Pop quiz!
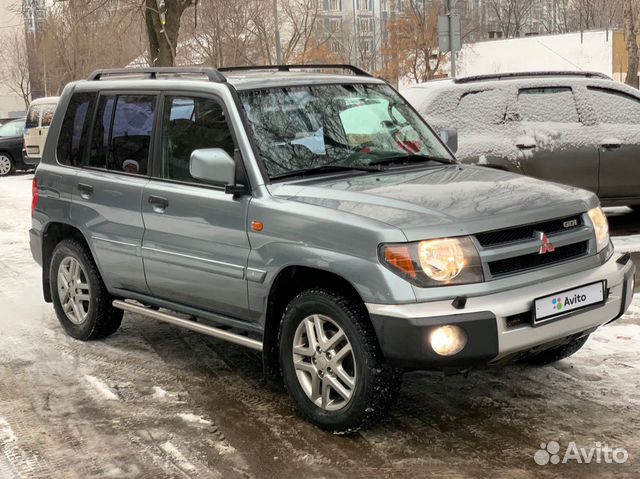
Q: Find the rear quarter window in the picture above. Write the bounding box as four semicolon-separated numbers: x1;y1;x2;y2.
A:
56;93;97;166
456;89;506;127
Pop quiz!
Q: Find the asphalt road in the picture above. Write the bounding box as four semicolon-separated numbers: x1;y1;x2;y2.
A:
1;174;639;479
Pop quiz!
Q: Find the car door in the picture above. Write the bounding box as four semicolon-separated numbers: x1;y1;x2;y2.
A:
67;91;154;294
141;92;252;319
585;86;640;200
512;86;599;193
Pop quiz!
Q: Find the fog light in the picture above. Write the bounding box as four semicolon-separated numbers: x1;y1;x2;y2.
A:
429;325;467;356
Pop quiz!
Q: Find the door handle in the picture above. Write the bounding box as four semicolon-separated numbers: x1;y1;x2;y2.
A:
516;143;536;150
77;183;94;199
148;195;169;212
601;142;621;150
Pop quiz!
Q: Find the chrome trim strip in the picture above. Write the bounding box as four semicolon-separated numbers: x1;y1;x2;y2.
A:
141;246;244;271
246;268;267;283
112;300;263;351
92;236;137;248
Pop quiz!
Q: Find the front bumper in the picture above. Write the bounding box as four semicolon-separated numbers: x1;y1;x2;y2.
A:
367;252;635;370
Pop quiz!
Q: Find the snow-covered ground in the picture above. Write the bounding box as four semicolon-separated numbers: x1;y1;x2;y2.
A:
1;174;639;478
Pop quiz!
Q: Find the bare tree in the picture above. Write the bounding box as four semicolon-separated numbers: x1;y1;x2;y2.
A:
0;30;31;107
623;0;639;88
143;0;197;66
486;0;534;37
380;1;444;84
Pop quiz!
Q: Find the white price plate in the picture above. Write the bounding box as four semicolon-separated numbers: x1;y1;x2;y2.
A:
534;281;605;323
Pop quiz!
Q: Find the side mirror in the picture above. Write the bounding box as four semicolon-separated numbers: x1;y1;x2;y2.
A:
439;129;458;153
190;148;240;192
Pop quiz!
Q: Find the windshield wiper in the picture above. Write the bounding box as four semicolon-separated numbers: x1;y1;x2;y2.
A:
271;164;383;180
369;154;454;167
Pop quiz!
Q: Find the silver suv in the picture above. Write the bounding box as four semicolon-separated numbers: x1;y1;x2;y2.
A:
30;66;635;433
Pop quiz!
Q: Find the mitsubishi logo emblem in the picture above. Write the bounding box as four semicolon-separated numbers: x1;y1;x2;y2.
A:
537;231;555;254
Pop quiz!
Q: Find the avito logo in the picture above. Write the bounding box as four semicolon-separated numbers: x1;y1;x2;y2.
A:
553;294;588;311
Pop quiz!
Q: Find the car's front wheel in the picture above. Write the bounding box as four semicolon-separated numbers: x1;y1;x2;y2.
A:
0;153;14;177
50;239;123;340
279;288;401;433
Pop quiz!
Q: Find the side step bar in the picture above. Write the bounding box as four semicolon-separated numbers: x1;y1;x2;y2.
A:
112;300;263;352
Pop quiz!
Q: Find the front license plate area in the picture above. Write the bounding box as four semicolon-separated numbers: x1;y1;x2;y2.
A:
534;281;605;325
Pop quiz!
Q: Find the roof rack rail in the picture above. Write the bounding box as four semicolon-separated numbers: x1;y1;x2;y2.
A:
87;67;227;83
218;64;372;77
454;71;611;84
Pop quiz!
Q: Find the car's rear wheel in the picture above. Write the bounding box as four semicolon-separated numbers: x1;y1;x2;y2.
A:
521;334;590;366
279;288;401;433
50;239;123;340
0;153;14;177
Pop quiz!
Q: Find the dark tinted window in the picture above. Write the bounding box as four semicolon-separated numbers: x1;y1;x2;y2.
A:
88;95;155;174
88;95;116;168
516;87;579;123
56;93;97;166
158;96;235;182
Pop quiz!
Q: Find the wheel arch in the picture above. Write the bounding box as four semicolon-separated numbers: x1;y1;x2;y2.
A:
261;265;370;383
41;221;93;303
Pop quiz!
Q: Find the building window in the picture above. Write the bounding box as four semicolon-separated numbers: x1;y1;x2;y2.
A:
359;40;371;53
331;40;343;53
328;0;340;11
359;18;371;33
329;18;342;32
357;0;370;11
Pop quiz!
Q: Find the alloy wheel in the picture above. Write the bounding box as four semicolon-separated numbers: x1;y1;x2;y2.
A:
57;256;91;324
292;314;356;411
0;155;11;176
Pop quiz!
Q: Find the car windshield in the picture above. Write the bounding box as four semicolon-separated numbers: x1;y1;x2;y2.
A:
0;120;24;137
239;83;454;179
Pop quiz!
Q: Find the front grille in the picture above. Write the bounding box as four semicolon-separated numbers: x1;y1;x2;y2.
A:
488;241;589;277
476;215;582;248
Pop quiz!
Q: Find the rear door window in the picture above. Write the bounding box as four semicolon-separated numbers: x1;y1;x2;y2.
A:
516;87;579;123
88;94;156;175
56;93;97;166
587;87;640;124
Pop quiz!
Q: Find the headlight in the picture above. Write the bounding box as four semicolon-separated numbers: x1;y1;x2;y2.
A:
587;207;609;253
380;236;484;287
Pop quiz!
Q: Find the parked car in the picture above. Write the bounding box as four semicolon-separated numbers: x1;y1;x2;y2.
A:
402;71;640;210
0;118;28;176
24;96;60;166
30;66;634;433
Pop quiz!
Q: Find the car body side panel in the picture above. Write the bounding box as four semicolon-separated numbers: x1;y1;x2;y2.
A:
69;169;150;293
245;191;414;324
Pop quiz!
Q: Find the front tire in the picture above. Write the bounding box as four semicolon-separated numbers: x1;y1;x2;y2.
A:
521;334;590;366
0;153;14;176
50;239;123;340
279;288;401;433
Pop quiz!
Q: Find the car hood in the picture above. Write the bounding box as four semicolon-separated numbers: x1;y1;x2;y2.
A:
268;165;598;241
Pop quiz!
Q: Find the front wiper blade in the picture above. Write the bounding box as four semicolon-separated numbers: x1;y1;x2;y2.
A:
369;154;454;166
271;164;383;180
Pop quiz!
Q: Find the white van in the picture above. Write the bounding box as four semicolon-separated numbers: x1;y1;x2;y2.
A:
24;97;60;165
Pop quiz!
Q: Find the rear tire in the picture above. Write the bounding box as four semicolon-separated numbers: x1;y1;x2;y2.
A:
521;334;589;366
0;153;14;176
50;239;123;340
279;288;401;433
